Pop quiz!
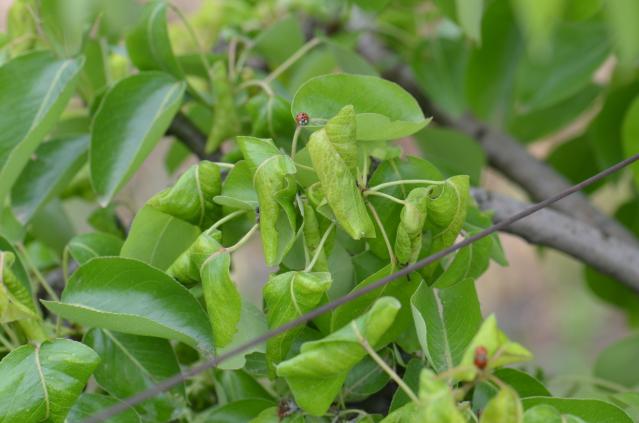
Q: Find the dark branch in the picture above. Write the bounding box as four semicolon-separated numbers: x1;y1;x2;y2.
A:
167;112;222;162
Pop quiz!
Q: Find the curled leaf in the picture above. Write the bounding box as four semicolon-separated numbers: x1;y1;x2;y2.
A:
302;198;333;271
200;248;242;348
263;271;332;375
324;105;358;176
0;251;39;322
168;230;222;285
307;128;374;240
148;161;222;230
276;297;401;416
238;137;298;266
206;61;240;153
480;387;524;423
394;187;430;265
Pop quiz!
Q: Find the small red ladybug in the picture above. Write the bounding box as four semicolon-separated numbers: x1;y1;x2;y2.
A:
474;346;488;370
295;112;310;126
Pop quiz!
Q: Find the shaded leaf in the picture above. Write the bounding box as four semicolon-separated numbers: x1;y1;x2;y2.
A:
67;393;141;423
67;232;123;265
521;397;633;423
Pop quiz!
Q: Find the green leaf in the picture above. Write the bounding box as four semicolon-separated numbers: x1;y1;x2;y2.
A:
0;52;84;205
214;160;258;211
206;61;241;153
432;228;492;289
238;137;297;265
43;257;215;352
523;404;563;423
0;251;40;323
415;128;485;186
67;232;123;265
480;386;523;423
342;352;392;402
511;0;564;58
121;205;200;271
389;358;424;412
276;297;401;416
125;0;183;78
67;393;141;423
195;399;275;423
217;369;274;402
78;38;109;103
11;135;89;223
168;231;221;285
494;368;550;398
307;128;374;239
263;271;332;374
217;300;268;370
148;161;222;230
84;328;184;421
246;94;295;151
622;95;639;188
394;188;429;265
547;135;603;193
200;247;242;348
30;199;76;254
456;0;483;42
0;339;99;423
411;278;482;372
40;0;98;57
514;21;609;111
252;16;304;70
292;74;429;141
411;37;468;118
90;72;185;204
521;397;633;423
604;0;639;64
594;333;639;388
458;314;533;381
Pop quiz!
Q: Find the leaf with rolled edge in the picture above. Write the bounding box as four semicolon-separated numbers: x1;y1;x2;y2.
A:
302;198;332;271
66;393;141;423
422;175;469;276
263;271;332;375
148;161;222;230
11;135;88;223
394;187;429;265
214;160;258;210
67;232;124;265
291;74;429;141
168;230;221;285
90;72;186;205
237;137;298;266
411;278;482;373
125;0;183;78
457;314;533;381
200;248;242;348
0;51;84;205
324;104;358;176
0;339;100;423
307;129;374;240
481;387;523;423
206;61;241;153
276;297;401;416
121;205;201;271
0;251;40;322
43;257;215;352
84;328;184;421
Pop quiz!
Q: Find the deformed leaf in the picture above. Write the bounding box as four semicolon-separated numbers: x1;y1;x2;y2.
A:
84;328;184;421
90;72;186;204
394;187;429;265
43;257;215;352
480;386;523;423
200;247;242;348
0;339;99;423
0;51;84;204
307;128;374;240
263;271;332;374
292;74;429;141
238;137;298;266
148;161;222;230
213;160;258;211
168;230;221;285
458;314;533;381
302;198;332;271
0;251;40;323
324;105;358;176
276;297;401;416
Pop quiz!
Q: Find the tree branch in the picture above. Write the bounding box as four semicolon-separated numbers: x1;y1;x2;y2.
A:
472;188;639;292
167;112;222;161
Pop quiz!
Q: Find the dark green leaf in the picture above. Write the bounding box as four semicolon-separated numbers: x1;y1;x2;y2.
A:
67;393;141;423
342;352;392;402
0;339;99;423
594;333;639;388
494;368;551;398
40;0;97;57
214;160;258;211
90;72;185;204
0;52;84;204
11;135;89;223
217;369;274;402
195;399;275;423
67;232;123;265
43;257;215;352
522;397;633;423
622;95;639;188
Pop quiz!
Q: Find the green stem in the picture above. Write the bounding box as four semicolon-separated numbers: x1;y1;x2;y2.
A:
366;202;396;267
238;79;274;97
352;322;419;403
1;323;20;346
368;179;445;192
291;126;302;159
207;210;247;233
226;224;259;253
295;162;314;172
264;37;322;83
364;190;406;205
305;223;335;271
0;331;15;350
212;161;235;169
17;244;59;301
